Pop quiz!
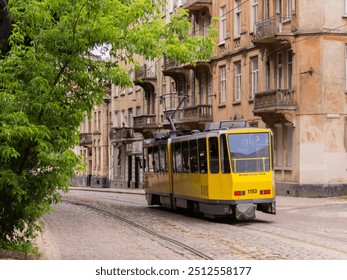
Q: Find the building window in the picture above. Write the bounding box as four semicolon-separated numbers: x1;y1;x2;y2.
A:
285;123;293;167
98;140;101;170
345;46;347;91
220;66;226;103
251;57;258;99
208;74;212;105
121;110;125;126
136;106;141;116
275;124;283;167
170;81;176;109
114;111;119;127
200;73;207;105
162;82;167;108
202;14;210;37
265;0;270;19
276;0;282;16
266;56;270;91
235;62;241;101
93;140;96;169
98;111;101;131
277;52;283;89
88;119;91;132
191;73;196;105
234;1;241;37
128;108;133;128
286;0;292;18
250;0;258;32
287;50;293;89
274;123;293;168
94;111;97;132
220;6;226;44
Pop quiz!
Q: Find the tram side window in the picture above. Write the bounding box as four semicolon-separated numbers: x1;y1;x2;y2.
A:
182;141;190;172
153;145;160;172
189;139;198;173
173;142;182;172
198;138;207;174
220;134;231;173
209;137;219;174
143;147;148;172
159;144;167;171
147;146;154;172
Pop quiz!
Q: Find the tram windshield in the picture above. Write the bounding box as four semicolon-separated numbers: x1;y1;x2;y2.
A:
228;133;270;173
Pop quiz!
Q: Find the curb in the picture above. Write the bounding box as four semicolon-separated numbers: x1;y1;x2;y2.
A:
68;186;145;195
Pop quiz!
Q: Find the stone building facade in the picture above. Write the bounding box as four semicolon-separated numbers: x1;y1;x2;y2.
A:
73;0;347;197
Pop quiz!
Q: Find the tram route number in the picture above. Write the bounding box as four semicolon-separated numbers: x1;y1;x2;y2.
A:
187;266;252;276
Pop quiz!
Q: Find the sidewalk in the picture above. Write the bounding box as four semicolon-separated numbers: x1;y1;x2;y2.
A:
68;186;145;195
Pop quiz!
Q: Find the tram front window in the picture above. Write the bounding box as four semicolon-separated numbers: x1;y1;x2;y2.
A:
228;133;270;173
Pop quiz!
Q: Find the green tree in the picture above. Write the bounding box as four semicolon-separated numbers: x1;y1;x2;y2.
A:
0;0;215;252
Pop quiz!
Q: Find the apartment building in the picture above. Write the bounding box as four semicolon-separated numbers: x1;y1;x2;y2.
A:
74;88;111;188
74;0;347;197
211;0;347;196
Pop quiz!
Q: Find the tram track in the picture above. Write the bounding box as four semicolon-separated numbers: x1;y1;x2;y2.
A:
233;221;347;257
62;198;214;260
63;197;267;260
61;190;347;259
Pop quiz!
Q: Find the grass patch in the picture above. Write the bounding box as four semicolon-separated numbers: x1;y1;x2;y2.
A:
0;239;40;259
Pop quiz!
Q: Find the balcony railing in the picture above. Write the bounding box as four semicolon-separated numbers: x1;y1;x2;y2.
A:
163;59;184;71
135;64;156;81
109;127;134;140
184;104;212;122
254;89;296;112
80;133;92;146
163;108;185;124
133;114;157;129
253;16;293;42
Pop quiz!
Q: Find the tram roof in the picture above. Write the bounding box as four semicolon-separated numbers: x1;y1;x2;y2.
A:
145;120;266;144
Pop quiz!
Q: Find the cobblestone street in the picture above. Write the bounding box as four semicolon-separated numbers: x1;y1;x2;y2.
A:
40;188;347;260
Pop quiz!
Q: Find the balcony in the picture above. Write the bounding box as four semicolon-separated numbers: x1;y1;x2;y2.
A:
162;58;186;80
253;89;296;124
134;64;156;81
182;0;212;12
162;108;185;129
109;127;134;141
184;104;212;123
79;133;92;146
134;64;157;92
253;16;294;44
133;114;157;130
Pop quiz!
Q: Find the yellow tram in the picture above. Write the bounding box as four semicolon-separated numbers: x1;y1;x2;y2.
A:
143;121;276;220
